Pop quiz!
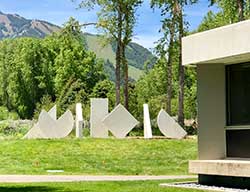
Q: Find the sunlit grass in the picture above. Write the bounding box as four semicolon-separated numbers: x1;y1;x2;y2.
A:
0;138;197;175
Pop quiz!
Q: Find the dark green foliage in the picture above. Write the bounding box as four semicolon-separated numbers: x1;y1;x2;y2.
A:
91;79;116;109
0;18;106;119
197;11;229;32
0;107;19;121
104;59;116;82
0;38;55;118
132;51;197;125
33;95;55;119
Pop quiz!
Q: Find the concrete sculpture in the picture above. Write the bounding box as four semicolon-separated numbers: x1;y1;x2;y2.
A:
102;104;139;138
24;105;74;139
157;109;187;139
75;103;83;138
24;106;57;139
143;104;152;139
90;98;109;138
48;105;56;120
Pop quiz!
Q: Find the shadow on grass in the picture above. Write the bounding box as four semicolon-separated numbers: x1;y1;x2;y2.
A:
0;186;60;192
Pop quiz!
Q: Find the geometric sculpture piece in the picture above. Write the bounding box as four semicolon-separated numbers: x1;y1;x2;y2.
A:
75;103;83;138
48;105;57;120
90;98;109;138
24;123;44;139
157;109;187;139
23;106;74;139
102;104;139;138
143;104;152;139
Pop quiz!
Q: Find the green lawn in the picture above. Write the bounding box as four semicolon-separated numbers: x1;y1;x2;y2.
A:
0;180;205;192
0;138;197;175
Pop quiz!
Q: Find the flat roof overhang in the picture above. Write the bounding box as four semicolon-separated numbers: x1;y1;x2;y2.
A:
182;20;250;66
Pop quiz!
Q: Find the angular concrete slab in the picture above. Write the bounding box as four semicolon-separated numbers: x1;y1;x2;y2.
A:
48;105;57;120
143;104;152;139
90;98;109;138
102;104;139;138
54;110;74;138
157;109;187;139
24;105;57;139
75;103;83;138
24;107;74;139
38;110;58;138
23;123;45;139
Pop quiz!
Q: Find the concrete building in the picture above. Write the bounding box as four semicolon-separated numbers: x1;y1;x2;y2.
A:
182;20;250;188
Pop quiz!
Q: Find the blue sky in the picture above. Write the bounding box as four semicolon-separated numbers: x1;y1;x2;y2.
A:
0;0;218;49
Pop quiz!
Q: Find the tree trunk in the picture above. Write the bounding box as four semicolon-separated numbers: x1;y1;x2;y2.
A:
176;2;185;127
122;43;129;110
166;20;174;115
237;0;244;21
115;7;122;106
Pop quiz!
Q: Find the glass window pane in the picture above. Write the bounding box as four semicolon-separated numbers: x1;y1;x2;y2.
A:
227;63;250;125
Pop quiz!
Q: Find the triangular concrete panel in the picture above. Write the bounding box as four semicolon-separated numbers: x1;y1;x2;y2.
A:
24;107;74;139
48;105;57;120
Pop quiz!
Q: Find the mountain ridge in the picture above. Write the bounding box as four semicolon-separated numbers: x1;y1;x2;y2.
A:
0;11;156;80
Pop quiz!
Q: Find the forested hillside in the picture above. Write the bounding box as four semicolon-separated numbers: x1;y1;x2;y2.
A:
0;11;156;81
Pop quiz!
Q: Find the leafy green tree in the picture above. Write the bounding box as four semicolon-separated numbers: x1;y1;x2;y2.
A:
151;0;197;127
121;0;142;110
75;0;142;109
135;59;168;121
0;18;106;119
91;79;116;109
197;11;229;32
5;38;54;118
210;0;245;22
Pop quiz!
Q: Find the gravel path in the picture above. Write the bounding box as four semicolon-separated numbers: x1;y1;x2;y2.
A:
160;182;250;192
0;175;197;183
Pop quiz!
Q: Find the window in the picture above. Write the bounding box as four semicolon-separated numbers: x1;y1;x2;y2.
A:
227;63;250;126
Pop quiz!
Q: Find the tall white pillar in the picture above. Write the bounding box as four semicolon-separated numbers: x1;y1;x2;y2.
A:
76;103;83;138
143;104;152;139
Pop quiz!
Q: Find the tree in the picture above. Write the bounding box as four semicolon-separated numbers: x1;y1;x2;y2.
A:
74;0;142;109
121;0;142;110
210;0;245;22
153;16;176;115
151;0;197;127
0;18;106;119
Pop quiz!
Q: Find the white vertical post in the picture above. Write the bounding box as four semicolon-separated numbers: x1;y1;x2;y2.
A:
76;103;83;138
143;104;152;139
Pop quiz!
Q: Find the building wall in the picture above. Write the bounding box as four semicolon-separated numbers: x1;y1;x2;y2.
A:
197;64;226;160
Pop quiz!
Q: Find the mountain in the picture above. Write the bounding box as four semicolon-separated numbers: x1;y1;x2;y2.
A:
84;33;156;81
0;11;60;39
0;11;156;80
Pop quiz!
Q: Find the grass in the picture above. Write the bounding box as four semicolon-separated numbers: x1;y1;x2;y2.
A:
0;138;197;175
0;180;206;192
